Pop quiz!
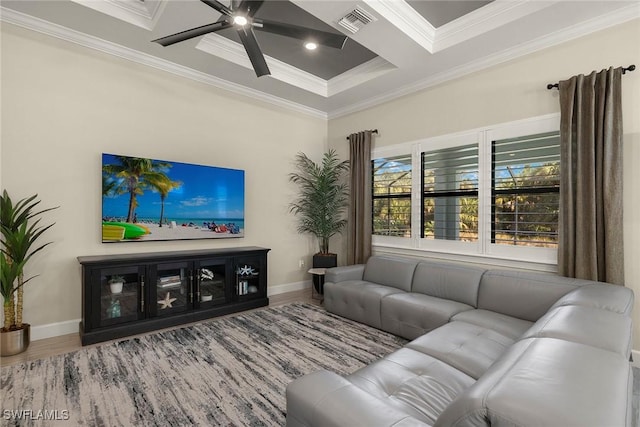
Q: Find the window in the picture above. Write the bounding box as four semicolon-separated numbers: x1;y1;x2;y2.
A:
371;114;560;265
422;144;478;241
372;154;412;237
492;132;560;247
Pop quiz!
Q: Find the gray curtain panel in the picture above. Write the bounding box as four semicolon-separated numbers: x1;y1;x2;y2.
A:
558;67;624;285
348;131;373;265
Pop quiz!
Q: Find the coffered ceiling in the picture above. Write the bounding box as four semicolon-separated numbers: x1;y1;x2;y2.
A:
2;0;639;118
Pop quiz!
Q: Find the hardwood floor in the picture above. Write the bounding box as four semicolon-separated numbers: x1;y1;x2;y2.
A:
0;288;319;368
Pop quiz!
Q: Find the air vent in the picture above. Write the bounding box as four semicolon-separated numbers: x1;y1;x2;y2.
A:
338;6;377;34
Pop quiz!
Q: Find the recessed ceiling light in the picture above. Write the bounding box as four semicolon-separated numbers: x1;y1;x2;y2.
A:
233;15;248;26
304;42;318;50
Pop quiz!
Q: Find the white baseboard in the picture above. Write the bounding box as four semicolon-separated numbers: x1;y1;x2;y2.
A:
267;280;311;297
27;281;312;341
31;319;80;341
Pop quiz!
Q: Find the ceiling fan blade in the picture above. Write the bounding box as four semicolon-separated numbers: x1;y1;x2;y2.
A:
200;0;232;16
255;20;348;49
152;21;232;47
237;27;270;77
237;0;264;18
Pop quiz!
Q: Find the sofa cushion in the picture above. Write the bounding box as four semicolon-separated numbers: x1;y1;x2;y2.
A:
381;293;473;340
362;256;420;292
434;338;633;427
451;309;533;340
347;348;475;425
411;261;485;307
521;305;633;357
324;280;404;329
551;283;635;315
325;264;365;284
286;369;430;427
477;270;581;322
405;321;515;380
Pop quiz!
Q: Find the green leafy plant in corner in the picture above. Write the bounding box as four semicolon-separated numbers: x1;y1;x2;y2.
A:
0;190;57;332
289;150;349;255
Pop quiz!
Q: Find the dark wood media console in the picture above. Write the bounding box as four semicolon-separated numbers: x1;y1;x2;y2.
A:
78;247;270;345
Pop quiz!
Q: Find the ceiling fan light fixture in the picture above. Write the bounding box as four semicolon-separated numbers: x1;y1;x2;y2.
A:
233;15;248;26
152;0;349;78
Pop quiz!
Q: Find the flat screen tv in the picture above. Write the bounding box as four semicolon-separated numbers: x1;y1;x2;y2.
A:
102;153;244;242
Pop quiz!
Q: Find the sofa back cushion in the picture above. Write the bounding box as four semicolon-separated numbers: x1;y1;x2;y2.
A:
477;270;581;322
363;256;419;292
551;283;634;315
522;305;633;358
411;261;485;307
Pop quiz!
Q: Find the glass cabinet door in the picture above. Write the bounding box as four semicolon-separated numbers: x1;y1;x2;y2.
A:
234;256;265;300
92;266;144;328
150;261;192;317
195;259;228;308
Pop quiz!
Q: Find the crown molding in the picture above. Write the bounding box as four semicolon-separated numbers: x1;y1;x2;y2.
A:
433;0;558;52
328;56;395;97
0;7;327;119
197;33;397;98
69;0;166;31
362;0;557;54
328;4;640;119
196;34;328;97
363;0;436;52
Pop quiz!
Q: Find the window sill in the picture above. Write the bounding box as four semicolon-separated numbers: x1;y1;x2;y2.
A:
373;242;558;273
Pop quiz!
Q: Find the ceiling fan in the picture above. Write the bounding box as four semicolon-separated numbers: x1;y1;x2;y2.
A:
152;0;349;77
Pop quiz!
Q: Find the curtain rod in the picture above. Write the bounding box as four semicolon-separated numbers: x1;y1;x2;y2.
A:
546;64;635;90
346;129;378;140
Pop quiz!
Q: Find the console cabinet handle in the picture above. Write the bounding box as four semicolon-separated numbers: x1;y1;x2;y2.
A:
196;269;201;303
140;274;145;313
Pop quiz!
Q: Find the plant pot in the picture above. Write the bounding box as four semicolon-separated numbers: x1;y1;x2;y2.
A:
109;281;124;294
312;253;337;269
1;324;30;357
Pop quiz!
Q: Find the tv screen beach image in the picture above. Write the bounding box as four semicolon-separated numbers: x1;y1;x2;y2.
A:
102;153;245;242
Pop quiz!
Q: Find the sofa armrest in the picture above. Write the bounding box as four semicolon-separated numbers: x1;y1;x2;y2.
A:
286;370;428;427
325;264;365;284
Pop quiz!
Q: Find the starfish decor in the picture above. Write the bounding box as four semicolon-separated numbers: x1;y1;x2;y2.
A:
158;292;177;309
237;265;255;276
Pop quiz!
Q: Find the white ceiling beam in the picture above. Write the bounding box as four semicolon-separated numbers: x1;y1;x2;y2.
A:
434;0;559;52
70;0;167;31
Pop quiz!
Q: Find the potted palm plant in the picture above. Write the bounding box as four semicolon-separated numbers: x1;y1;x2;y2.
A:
1;190;57;357
289;149;349;275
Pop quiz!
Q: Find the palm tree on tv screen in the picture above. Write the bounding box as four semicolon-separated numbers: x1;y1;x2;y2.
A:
102;156;172;223
146;174;182;227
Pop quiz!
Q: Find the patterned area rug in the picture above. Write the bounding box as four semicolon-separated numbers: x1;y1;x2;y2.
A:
1;303;406;426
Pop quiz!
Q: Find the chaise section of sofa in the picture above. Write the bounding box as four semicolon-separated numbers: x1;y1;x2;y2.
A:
286;255;635;426
434;337;633;427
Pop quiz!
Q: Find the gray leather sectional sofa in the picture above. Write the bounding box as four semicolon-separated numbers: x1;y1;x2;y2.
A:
286;255;635;426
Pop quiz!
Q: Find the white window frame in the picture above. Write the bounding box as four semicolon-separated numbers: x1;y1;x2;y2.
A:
371;142;416;248
371;113;561;271
418;130;481;255
484;116;560;264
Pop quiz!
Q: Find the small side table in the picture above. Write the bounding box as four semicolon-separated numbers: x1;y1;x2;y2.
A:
308;268;326;301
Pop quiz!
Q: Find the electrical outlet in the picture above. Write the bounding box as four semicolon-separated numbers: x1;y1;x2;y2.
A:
299;259;305;269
